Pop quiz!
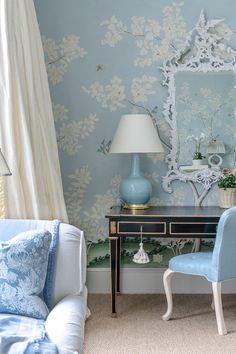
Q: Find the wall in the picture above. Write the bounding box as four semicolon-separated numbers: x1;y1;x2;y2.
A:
34;0;236;270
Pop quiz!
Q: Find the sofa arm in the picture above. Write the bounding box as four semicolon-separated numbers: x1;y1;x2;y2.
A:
45;292;87;354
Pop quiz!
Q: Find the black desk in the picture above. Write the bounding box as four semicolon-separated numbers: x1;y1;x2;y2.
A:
106;206;224;316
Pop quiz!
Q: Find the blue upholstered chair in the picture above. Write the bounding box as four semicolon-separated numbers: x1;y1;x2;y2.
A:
162;206;236;335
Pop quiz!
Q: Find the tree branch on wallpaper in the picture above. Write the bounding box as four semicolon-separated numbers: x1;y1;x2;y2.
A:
97;139;112;155
83;73;171;154
82;76;126;112
53;103;98;155
98;5;234;158
100;2;187;67
42;34;87;85
48;55;65;65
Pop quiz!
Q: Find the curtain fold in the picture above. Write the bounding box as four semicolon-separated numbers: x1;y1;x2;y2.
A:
0;0;68;222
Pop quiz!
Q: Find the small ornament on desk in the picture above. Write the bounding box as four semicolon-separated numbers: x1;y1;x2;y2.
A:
133;225;150;264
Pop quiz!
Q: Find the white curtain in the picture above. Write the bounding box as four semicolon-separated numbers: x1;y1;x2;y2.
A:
0;0;68;222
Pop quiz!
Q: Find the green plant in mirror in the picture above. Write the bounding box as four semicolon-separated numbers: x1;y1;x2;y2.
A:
186;133;206;160
193;152;204;160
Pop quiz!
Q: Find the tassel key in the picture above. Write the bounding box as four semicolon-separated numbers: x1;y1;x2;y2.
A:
133;225;150;264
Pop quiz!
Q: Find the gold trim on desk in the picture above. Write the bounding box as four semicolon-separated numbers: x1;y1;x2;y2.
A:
110;221;117;234
170;222;218;235
118;221;166;235
107;213;222;218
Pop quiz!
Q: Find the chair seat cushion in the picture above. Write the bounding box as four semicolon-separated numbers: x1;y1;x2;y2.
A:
169;252;215;280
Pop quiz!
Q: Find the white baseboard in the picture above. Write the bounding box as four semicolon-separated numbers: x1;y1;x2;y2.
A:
87;268;236;294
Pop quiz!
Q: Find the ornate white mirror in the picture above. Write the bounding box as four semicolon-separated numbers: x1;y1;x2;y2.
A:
161;10;236;204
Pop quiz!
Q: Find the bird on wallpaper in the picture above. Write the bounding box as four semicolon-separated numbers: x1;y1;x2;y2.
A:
96;64;104;71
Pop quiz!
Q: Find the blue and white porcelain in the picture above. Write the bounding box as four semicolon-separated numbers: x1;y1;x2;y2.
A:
0;230;52;319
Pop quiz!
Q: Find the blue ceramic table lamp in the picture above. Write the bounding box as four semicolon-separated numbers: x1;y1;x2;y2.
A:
109;114;164;209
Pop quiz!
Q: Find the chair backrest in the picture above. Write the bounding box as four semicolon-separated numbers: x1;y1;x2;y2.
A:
212;206;236;281
0;219;86;306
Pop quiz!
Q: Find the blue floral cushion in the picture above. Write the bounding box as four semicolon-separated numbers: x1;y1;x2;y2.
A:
0;230;52;319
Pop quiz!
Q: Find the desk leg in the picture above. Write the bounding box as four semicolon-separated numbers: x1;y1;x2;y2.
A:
117;237;121;295
110;237;118;317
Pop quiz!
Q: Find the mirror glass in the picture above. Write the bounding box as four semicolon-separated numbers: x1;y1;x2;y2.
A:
175;71;236;169
161;11;236;193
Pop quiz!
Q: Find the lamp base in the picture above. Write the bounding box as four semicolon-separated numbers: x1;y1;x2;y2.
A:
123;203;149;210
120;154;152;210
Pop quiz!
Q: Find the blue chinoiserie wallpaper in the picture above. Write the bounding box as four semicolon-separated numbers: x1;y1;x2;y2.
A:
34;0;236;268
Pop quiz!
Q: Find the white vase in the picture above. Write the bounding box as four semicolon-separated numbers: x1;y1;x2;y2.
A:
219;188;236;208
192;159;203;166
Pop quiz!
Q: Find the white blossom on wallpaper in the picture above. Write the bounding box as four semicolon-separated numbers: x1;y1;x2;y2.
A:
101;16;127;47
42;34;87;85
53;103;98;155
83;74;158;113
82;76;126;112
58;114;98;155
65;166;92;227
82;175;121;241
53;103;69;122
66;174;121;242
131;75;157;103
100;2;187;67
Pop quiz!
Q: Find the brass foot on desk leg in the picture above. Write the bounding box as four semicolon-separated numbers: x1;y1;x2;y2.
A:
111;313;118;318
116;291;121;296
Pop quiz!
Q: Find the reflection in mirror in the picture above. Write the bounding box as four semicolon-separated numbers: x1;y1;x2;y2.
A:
176;71;236;169
161;10;236;196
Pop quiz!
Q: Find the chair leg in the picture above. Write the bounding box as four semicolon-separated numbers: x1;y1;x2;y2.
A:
212;282;227;335
162;268;175;321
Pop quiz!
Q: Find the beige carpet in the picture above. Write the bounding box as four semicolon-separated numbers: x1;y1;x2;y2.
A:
84;294;236;354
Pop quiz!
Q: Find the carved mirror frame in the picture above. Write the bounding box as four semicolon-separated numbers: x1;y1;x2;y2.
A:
161;10;236;197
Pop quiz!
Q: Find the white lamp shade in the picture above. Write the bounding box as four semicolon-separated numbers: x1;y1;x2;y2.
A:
109;114;164;153
207;140;225;154
0;149;11;176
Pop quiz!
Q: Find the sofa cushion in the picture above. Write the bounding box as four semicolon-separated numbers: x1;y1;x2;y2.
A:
0;229;51;319
0;219;86;307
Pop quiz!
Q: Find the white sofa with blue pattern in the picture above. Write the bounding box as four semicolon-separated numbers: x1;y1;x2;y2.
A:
0;219;87;354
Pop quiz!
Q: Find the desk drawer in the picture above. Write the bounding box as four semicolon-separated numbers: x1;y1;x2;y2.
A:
118;221;166;235
170;222;218;235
